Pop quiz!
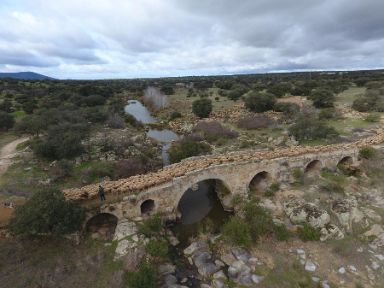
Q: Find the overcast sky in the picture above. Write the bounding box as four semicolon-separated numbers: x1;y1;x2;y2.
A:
0;0;384;79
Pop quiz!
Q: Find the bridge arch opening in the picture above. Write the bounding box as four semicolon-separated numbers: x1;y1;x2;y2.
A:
304;160;322;175
85;213;118;241
141;199;155;215
337;156;353;168
177;179;231;225
249;171;271;195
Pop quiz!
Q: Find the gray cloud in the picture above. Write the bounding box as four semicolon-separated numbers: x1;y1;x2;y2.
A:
0;0;383;78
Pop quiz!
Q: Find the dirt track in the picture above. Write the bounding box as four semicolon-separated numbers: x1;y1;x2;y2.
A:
0;137;28;178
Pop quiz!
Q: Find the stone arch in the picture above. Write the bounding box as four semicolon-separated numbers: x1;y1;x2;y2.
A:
85;213;118;241
304;160;322;174
176;178;232;225
140;199;155;215
337;156;353;168
249;171;272;194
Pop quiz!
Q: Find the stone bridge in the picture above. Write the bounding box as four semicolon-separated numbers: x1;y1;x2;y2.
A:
64;130;384;226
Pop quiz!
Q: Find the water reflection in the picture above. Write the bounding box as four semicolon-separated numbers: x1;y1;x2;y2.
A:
173;180;232;246
124;100;157;124
124;100;180;166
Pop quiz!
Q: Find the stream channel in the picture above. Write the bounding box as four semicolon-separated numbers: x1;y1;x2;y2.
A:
124;99;231;287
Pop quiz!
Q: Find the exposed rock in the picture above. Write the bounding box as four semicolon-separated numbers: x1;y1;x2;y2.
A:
338;267;346;274
159;263;176;275
114;239;137;259
320;223;344;241
284;198;330;228
121;247;145;271
331;198;364;231
113;220;137;241
251;275;264;284
231;247;251;263
304;260;317;272
184;241;208;256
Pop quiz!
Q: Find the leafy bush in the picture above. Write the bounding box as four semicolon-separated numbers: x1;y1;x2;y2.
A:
318;108;341;120
192;121;238;143
273;102;300;117
309;89;335;108
319;180;345;194
288;116;338;142
0;112;15;131
352;88;384;112
138;214;163;237
145;240;168;260
125;261;158;288
298;223;321;241
192;98;213;118
359;146;377;159
237;115;275;130
169;111;182;121
32;122;90;160
365;113;381;122
168;139;211;163
243;202;274;241
83;161;116;182
8;189;85;236
221;216;252;247
265;182;280;197
115;158;146;178
245;92;276;113
107;113;125;129
273;224;290;241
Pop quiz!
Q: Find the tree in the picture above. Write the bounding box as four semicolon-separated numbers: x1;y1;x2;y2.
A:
288;116;338;142
32;122;89;160
244;92;276;113
309;89;335;108
192;98;213;118
7;189;85;236
0;112;15;131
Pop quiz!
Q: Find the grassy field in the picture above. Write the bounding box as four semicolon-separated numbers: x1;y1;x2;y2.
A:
336;87;366;106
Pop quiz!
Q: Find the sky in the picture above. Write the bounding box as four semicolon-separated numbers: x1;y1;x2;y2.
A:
0;0;384;79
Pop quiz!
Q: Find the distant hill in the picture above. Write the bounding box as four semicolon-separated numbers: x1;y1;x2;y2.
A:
0;72;54;80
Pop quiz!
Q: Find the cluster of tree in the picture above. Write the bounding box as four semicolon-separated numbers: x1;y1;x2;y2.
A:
352;82;384;112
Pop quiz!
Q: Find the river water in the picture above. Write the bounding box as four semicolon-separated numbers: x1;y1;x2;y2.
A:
124;100;179;165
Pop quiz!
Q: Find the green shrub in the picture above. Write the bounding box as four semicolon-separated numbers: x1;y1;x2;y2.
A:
221;216;251;247
243;202;274;241
309;89;335;108
298;223;321;241
288;116;338;142
265;182;280;197
138;214;163;237
319;181;345;194
125;261;158;288
169;111;182;121
359;146;377;159
168;139;211;163
244;92;276;113
273;102;300;117
273;224;290;241
365;113;381;123
145;240;168;260
0;111;15;131
8;189;85;236
192;98;213;118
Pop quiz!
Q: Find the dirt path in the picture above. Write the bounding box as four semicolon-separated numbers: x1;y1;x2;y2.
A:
0;137;29;178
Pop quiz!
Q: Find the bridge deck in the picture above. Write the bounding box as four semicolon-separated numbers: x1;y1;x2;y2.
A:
63;130;384;202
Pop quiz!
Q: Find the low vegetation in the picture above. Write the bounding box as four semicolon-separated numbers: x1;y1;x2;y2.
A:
7;189;85;236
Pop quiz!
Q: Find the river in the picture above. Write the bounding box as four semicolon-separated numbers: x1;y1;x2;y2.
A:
124;99;179;165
